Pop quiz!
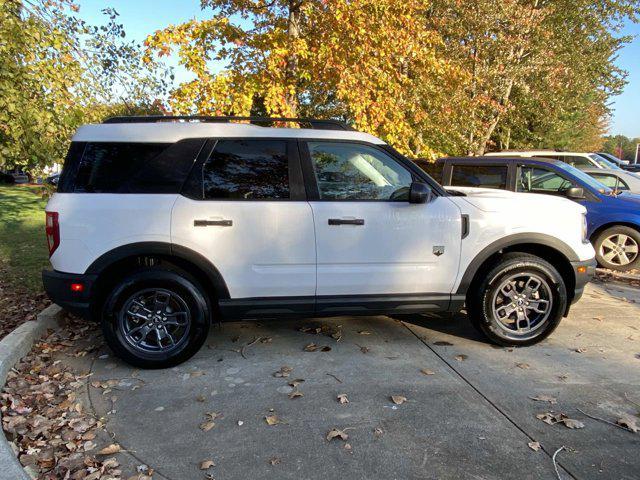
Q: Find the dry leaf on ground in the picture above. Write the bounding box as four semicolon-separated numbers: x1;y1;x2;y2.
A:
326;428;349;441
373;427;384;438
530;394;558;404
269;456;281;465
528;441;541;451
97;443;121;455
536;412;585;429
337;394;349;404
516;363;530;369
391;395;407;405
358;330;371;335
288;390;304;399
617;415;639;433
265;415;281;425
434;341;453;346
288;379;304;387
273;366;293;378
200;459;215;469
420;368;435;375
454;354;468;361
200;421;215;431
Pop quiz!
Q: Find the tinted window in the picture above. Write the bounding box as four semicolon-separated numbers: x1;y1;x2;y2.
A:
558;155;592;169
202;140;289;200
517;166;575;193
413;159;443;184
308;142;413;200
589;173;628;190
74;143;170;193
451;165;507;189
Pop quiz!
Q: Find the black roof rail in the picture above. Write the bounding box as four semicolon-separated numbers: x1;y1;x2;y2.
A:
102;115;354;131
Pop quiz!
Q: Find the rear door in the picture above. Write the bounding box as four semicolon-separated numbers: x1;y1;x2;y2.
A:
300;140;462;297
171;138;316;301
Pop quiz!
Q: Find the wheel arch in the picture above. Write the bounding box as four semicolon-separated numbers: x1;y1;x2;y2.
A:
589;221;640;243
86;242;230;315
457;234;577;305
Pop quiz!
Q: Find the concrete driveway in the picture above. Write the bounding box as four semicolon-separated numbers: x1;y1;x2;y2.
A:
85;280;640;480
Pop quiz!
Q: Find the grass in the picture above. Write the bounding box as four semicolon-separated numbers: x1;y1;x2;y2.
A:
0;185;50;292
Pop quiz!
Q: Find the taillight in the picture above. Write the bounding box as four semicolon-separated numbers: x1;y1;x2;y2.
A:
45;212;60;257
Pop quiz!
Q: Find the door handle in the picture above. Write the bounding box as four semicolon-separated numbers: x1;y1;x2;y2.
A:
328;218;364;226
194;219;233;227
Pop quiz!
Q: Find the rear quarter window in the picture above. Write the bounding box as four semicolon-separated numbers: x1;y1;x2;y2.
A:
58;139;205;193
451;164;508;189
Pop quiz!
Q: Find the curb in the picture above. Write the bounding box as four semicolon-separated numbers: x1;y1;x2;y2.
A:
0;304;65;480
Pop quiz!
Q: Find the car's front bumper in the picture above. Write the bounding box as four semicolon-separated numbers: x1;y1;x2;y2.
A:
42;270;97;319
569;258;597;306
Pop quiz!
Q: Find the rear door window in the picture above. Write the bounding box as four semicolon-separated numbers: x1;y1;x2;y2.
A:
202;139;290;200
517;166;575;194
589;173;629;190
450;164;508;189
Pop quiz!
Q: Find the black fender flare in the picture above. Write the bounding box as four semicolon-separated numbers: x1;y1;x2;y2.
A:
85;241;230;299
456;233;578;295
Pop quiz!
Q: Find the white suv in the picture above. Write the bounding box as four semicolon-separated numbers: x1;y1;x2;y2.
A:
43;117;596;368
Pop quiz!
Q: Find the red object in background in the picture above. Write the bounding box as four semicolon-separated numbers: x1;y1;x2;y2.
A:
45;212;60;256
70;283;84;292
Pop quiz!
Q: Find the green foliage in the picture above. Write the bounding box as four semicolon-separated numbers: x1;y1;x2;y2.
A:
602;135;640;160
0;1;170;175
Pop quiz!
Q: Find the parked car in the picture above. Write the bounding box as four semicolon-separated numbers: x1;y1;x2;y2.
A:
2;169;29;184
436;156;640;272
485;150;622;171
0;172;15;184
598;152;640;172
46;173;60;186
580;167;640;194
43;116;595;368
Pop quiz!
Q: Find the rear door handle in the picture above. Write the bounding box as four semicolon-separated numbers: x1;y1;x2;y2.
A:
194;219;233;227
328;218;365;226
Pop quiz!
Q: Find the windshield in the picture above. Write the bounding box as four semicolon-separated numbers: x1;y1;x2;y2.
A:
589;154;622;170
554;161;613;194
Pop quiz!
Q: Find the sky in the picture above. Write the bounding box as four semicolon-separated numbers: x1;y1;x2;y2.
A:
78;0;639;138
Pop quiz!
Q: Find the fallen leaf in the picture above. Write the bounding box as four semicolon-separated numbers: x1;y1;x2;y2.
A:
269;456;281;465
331;331;343;341
536;412;584;429
304;343;318;352
454;354;468;361
528;441;541;451
617;415;639;433
391;395;407;405
337;394;349;404
273;366;293;378
420;368;435;376
574;348;587;353
190;370;205;377
260;337;272;343
373;427;384;438
516;363;530;369
326;428;349;441
196;395;206;402
358;330;371;335
360;346;370;354
530;394;558;405
200;421;216;431
592;316;603;322
288;390;304;399
344;443;353;453
300;326;322;334
288;379;305;387
265;415;280;426
434;341;453;346
97;443;121;455
321;345;332;352
200;459;215;469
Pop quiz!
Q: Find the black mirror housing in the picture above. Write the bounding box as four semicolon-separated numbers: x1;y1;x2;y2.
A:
409;181;433;204
564;186;585;200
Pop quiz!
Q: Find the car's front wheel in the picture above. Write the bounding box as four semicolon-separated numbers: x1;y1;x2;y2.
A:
101;268;210;369
468;253;567;346
594;225;640;271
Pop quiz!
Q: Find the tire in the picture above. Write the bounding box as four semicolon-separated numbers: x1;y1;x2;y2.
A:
101;268;211;369
594;225;640;272
467;253;567;347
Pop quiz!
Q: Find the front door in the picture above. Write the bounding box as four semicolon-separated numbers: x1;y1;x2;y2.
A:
301;140;462;297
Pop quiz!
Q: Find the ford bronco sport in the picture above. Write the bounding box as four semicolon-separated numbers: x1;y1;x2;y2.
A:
43;116;596;368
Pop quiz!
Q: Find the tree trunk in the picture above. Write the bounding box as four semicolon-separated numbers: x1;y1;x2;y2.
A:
285;0;301;116
474;78;514;155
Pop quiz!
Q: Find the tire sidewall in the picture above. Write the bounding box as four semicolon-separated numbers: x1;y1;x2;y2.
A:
476;256;567;346
102;269;210;369
595;226;640;272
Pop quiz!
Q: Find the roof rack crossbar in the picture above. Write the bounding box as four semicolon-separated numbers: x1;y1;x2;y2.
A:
102;115;353;131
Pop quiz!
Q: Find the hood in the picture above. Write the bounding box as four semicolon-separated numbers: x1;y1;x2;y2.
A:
613;191;640;207
446;187;586;215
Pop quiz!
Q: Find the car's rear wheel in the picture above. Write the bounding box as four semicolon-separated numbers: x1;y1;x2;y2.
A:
468;253;567;346
594;226;640;271
101;268;210;369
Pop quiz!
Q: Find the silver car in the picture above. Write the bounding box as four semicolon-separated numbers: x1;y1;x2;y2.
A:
581;167;640;194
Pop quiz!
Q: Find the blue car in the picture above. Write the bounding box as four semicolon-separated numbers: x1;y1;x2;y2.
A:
431;156;640;271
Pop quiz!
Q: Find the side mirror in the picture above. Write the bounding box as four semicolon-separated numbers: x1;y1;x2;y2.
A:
409;181;433;204
564;186;585;200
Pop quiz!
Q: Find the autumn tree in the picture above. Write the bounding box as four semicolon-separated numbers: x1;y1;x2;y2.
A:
0;0;170;173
